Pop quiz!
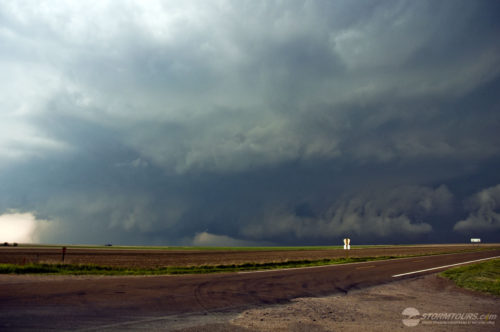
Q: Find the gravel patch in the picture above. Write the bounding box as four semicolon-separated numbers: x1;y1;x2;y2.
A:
228;274;498;332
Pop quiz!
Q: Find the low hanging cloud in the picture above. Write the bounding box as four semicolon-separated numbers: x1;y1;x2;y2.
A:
243;185;453;242
32;192;188;245
323;185;453;238
191;231;265;247
454;184;500;232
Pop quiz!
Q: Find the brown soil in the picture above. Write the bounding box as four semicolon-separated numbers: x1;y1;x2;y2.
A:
0;245;495;268
165;274;499;332
1;249;498;331
29;273;494;331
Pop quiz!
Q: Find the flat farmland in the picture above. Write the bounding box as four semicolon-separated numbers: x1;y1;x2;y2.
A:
0;244;497;268
1;247;499;330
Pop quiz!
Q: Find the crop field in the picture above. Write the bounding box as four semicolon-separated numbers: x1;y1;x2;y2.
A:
0;244;497;270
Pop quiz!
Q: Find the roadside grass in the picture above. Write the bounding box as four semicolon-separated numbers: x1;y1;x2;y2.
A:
0;256;405;275
440;259;500;296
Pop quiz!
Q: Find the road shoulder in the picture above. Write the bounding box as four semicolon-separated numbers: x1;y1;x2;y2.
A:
224;274;499;331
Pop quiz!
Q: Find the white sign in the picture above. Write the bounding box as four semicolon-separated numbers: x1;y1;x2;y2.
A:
343;238;351;250
470;238;481;243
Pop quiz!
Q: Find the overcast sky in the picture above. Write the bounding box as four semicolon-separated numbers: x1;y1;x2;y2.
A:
1;0;499;246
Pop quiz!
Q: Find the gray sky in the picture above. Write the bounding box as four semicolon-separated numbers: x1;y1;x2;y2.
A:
1;0;499;245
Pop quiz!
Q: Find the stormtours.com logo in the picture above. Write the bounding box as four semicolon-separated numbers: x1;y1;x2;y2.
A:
402;307;497;327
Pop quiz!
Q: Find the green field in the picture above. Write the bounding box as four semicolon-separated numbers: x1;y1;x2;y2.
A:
441;259;500;296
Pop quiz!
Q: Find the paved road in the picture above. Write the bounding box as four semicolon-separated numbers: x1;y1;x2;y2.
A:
1;249;499;331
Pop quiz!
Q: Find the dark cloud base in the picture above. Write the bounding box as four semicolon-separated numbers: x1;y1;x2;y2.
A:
1;1;499;245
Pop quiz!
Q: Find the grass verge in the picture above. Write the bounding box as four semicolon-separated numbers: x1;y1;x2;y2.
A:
0;256;401;275
440;259;500;296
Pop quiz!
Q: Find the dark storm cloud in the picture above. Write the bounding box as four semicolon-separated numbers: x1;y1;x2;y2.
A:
1;0;499;245
242;185;454;242
454;184;500;233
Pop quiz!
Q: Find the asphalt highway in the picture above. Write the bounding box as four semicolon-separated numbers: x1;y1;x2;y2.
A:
1;249;499;331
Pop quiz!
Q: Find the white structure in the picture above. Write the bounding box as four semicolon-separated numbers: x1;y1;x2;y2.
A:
470;238;481;243
343;238;351;250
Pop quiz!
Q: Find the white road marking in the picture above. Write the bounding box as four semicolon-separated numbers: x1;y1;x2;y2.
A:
392;256;500;278
237;252;500;274
237;259;378;274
